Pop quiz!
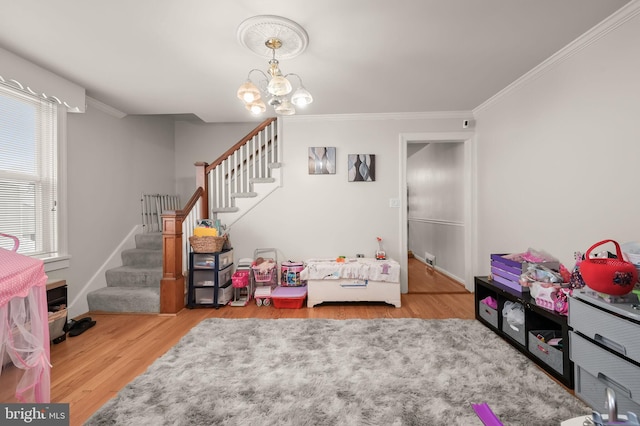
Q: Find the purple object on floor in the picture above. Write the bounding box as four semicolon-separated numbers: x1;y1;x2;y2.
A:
472;403;504;426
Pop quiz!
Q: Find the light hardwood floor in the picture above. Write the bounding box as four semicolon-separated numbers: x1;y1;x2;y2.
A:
1;258;473;426
407;256;468;293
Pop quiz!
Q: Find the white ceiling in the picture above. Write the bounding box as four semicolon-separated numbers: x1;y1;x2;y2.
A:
0;0;631;123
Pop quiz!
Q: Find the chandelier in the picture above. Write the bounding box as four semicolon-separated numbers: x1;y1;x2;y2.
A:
236;16;313;116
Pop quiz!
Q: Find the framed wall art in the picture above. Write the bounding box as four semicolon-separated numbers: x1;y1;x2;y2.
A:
308;147;336;174
348;154;375;182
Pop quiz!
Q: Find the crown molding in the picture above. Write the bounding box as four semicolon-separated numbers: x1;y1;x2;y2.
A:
474;0;640;114
86;96;127;119
283;110;474;122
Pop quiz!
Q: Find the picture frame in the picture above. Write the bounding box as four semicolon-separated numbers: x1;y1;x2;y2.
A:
348;154;375;182
308;147;336;174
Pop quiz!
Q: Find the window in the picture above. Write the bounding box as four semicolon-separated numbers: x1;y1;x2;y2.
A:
0;84;59;260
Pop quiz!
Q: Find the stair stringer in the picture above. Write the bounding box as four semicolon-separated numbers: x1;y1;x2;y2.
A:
213;164;282;228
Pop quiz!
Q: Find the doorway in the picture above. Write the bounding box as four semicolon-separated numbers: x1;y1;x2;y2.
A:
398;132;475;294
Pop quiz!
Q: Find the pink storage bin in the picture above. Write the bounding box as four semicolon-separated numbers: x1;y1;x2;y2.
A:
271;285;307;309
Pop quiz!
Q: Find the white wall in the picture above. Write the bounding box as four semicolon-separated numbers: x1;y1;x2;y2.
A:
174;120;257;203
407;142;465;280
46;105;176;317
214;115;466;292
474;8;640;274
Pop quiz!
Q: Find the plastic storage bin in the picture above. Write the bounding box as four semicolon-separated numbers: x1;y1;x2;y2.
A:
195;281;233;305
271;285;307;309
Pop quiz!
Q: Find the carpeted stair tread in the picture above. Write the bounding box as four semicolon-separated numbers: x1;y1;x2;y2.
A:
87;287;160;313
87;232;163;313
105;265;162;288
134;232;163;250
121;248;163;267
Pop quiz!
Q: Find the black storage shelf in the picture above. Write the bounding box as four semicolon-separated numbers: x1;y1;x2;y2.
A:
475;276;573;389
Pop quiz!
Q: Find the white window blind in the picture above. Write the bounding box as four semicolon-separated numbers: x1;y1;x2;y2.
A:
0;84;58;258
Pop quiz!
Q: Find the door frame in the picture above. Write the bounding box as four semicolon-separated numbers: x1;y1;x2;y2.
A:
398;131;476;293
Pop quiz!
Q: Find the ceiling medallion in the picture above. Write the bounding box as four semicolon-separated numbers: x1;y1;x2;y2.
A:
237;15;309;59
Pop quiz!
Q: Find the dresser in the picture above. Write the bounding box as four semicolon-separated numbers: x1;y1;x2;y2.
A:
187;249;234;308
569;290;640;414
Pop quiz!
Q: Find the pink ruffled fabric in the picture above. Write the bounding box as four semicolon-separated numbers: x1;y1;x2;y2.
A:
0;247;50;403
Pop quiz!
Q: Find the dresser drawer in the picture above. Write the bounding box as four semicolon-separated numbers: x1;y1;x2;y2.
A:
570;332;640;406
569;297;640;364
192;249;234;270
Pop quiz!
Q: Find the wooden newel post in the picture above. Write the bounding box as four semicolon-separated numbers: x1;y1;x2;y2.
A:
160;211;185;314
195;162;209;220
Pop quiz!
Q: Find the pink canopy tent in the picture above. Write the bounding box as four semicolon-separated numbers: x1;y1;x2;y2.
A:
0;233;51;403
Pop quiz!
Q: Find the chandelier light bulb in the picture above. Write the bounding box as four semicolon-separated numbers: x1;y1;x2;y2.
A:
274;98;295;116
245;99;266;114
237;81;261;103
267;75;292;96
291;87;313;107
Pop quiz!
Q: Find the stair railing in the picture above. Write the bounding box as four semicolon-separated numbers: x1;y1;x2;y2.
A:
207;117;279;213
160;117;277;314
141;193;180;233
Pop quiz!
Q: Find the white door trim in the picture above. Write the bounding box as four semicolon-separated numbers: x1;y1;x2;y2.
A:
398;131;476;293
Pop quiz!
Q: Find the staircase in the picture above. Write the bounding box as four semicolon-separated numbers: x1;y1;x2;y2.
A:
86;232;163;313
87;117;281;315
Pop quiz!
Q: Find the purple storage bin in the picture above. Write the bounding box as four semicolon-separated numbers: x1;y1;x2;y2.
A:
492;274;529;294
491;253;560;275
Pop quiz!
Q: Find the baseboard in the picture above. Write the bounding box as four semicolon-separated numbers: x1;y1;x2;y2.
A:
413;255;464;285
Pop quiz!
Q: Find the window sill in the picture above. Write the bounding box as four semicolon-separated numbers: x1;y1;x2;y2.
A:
41;255;71;273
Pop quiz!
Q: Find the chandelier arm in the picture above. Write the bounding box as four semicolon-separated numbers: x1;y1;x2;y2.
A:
248;68;269;81
284;73;303;86
246;68;272;94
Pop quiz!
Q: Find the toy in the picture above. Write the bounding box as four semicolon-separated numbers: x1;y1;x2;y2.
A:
376;237;386;260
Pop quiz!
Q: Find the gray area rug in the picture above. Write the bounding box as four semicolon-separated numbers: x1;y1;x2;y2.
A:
86;318;590;425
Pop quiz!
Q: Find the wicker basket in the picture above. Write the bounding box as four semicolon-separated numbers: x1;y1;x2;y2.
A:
189;235;226;253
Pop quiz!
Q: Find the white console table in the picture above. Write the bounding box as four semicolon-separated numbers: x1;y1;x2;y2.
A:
301;258;401;308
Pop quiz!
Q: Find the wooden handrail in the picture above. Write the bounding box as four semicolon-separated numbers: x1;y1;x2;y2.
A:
206;117;276;173
180;186;204;216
